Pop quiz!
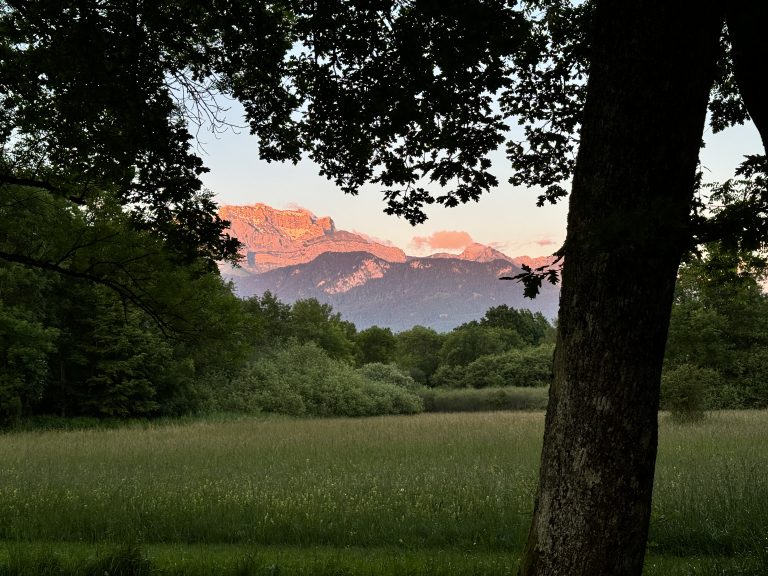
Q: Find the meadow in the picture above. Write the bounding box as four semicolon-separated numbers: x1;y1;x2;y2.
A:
0;411;766;575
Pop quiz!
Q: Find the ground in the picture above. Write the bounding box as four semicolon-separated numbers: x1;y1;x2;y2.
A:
0;411;766;575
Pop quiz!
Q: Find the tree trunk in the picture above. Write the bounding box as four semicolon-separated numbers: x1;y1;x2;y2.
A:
519;2;724;575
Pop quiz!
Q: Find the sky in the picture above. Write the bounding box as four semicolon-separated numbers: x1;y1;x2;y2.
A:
199;102;763;258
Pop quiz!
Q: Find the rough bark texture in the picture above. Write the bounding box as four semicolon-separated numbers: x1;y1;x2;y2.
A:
519;2;724;575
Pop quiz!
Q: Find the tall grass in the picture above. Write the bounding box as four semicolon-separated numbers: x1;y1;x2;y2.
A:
0;413;542;549
0;411;766;573
651;412;768;559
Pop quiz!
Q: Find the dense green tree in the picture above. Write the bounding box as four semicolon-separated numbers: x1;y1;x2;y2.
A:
3;1;768;572
355;326;397;366
480;305;554;345
439;324;524;367
23;262;251;418
665;244;768;408
0;183;254;419
0;182;230;331
289;299;356;362
393;325;444;385
74;289;170;417
0;264;58;423
434;345;554;389
240;292;293;351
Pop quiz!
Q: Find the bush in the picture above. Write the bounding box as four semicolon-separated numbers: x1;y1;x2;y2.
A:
439;325;523;367
707;382;749;410
419;386;549;412
661;364;721;421
232;359;308;416
732;349;768;408
431;345;554;389
430;364;468;388
358;363;419;391
219;343;423;417
465;345;553;388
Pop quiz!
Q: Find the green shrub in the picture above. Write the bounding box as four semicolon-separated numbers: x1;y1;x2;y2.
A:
465;345;554;388
707;383;749;410
431;345;554;389
438;325;523;367
430;364;468;388
232;360;307;416
661;364;721;421
732;349;768;408
358;363;419;391
219;343;423;417
419;386;548;412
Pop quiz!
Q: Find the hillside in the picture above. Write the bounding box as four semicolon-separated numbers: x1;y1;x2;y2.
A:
221;204;560;331
233;251;559;331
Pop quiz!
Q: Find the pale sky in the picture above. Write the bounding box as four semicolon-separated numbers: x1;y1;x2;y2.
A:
199;102;762;258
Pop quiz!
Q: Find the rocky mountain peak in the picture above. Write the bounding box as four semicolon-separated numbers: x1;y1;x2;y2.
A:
219;203;406;272
458;242;514;263
511;255;561;270
425;242;513;263
219;203;560;330
219;203;335;243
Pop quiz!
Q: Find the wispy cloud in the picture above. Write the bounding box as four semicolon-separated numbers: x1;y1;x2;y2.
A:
351;230;396;247
284;202;313;214
410;230;474;251
503;237;562;255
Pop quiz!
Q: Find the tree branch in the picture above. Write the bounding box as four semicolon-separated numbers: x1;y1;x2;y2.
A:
0;249;176;335
1;176;88;205
0;175;55;192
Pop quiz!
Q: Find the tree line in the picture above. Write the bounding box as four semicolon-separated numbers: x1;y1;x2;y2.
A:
0;195;555;424
3;219;767;425
662;243;768;417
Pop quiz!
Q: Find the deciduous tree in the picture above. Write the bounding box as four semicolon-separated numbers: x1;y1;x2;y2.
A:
3;1;767;573
394;325;443;385
480;305;553;346
355;326;397;366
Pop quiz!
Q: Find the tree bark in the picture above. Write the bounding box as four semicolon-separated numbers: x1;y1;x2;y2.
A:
519;2;724;575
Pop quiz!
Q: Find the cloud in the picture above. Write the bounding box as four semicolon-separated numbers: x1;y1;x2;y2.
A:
411;230;474;251
502;237;562;255
351;230;396;247
284;202;311;213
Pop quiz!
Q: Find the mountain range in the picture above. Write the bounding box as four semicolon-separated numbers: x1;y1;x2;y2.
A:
219;204;560;332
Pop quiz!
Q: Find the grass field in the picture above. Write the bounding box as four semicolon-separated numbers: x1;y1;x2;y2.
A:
0;411;766;575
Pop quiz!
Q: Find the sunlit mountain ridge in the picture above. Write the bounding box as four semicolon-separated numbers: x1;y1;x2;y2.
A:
220;204;559;331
